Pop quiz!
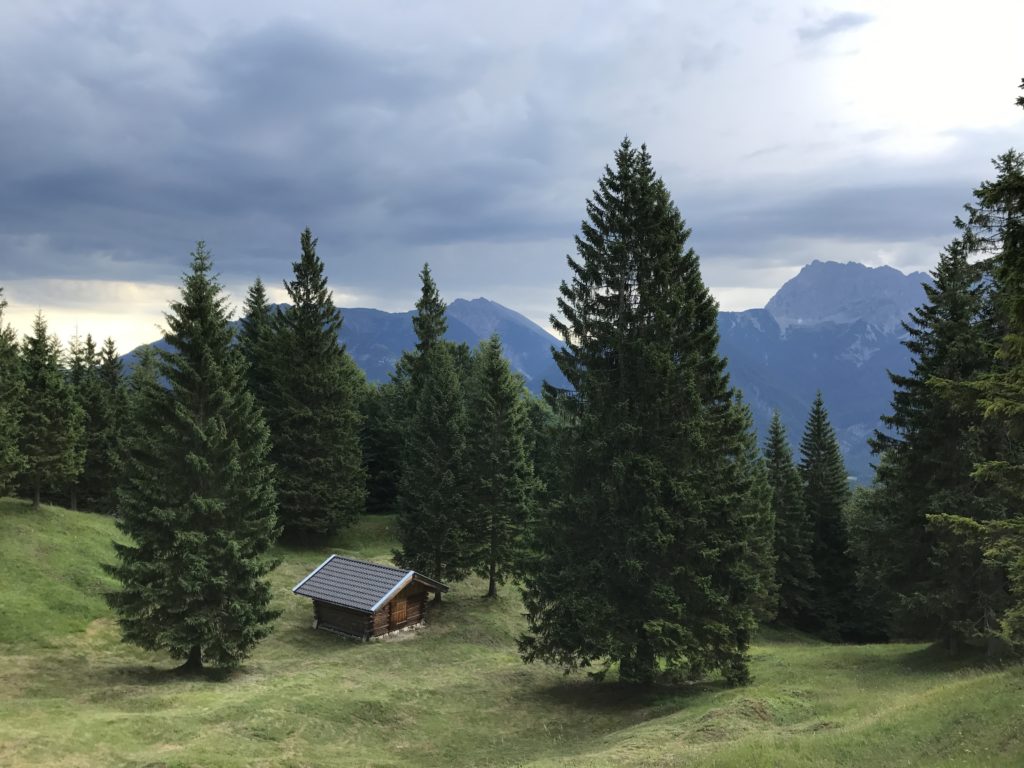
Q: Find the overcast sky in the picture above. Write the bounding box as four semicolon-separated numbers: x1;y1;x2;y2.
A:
2;0;1023;350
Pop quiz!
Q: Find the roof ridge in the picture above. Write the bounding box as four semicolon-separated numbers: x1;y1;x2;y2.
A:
332;554;407;573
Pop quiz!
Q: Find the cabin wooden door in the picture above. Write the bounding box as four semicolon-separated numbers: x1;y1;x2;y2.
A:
391;596;407;629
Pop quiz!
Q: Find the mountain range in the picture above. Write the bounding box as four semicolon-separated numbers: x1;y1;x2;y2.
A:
128;260;931;483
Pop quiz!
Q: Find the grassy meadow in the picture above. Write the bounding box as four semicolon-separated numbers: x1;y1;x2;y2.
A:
0;497;1022;767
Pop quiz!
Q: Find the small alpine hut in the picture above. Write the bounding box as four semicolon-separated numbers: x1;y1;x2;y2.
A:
292;555;448;640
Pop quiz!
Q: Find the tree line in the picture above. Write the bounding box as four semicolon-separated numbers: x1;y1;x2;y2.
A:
0;80;1020;682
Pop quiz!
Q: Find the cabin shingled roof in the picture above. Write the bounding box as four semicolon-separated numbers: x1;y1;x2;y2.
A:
292;555;447;613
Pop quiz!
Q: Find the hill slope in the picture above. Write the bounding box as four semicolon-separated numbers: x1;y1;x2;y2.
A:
1;498;1021;767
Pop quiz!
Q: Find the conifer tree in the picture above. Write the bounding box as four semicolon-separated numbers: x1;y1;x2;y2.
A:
956;105;1024;649
106;243;279;671
66;334;107;511
465;335;536;597
856;240;998;645
18;313;85;509
238;277;276;414
87;338;126;513
736;403;777;624
394;267;476;589
264;229;366;538
395;341;471;589
519;139;763;685
799;392;854;637
0;288;23;495
764;411;815;624
361;380;405;515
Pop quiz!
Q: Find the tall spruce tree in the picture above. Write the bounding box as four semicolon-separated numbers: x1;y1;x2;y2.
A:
799;392;854;638
18;313;85;509
856;240;999;646
90;337;127;513
0;288;22;495
265;229;366;538
106;244;279;671
764;411;816;625
67;333;113;511
395;268;474;590
465;335;536;598
361;380;405;515
238;277;276;414
395;341;471;589
519;139;764;685
956;99;1024;649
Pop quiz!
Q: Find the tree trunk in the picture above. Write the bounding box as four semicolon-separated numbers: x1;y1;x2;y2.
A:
33;480;40;510
70;489;77;512
486;560;497;598
183;645;203;672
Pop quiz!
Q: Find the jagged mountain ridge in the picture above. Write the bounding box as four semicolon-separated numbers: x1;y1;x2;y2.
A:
126;261;930;483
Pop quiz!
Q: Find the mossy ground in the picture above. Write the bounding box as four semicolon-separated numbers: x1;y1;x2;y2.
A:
1;498;1021;767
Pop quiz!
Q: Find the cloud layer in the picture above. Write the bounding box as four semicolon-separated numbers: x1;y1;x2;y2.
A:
1;1;1022;348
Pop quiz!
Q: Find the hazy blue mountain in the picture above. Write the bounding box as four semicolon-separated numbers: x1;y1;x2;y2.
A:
719;261;930;482
125;261;930;483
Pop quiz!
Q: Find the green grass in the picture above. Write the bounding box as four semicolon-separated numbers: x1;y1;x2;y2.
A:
1;497;1022;767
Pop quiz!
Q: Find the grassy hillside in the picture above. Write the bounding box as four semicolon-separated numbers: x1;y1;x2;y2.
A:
1;497;1021;767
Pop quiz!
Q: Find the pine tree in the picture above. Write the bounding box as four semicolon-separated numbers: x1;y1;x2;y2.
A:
106;243;279;671
18;313;85;509
855;240;998;646
0;288;23;495
264;229;366;538
519;139;763;685
465;335;536;598
799;392;854;638
395;341;472;589
238;277;276;414
88;338;126;513
764;411;815;624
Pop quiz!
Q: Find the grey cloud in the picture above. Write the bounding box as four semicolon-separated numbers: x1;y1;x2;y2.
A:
797;12;873;43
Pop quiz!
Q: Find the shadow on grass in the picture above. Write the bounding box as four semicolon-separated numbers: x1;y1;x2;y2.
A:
533;675;730;713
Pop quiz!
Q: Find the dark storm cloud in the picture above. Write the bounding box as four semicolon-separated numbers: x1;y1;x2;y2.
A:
797;11;873;43
1;0;1021;337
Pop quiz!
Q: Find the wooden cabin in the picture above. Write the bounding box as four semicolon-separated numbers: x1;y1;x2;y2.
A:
292;555;448;640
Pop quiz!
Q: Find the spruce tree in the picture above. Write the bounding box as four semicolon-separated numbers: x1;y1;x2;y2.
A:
0;288;22;495
361;380;405;515
465;334;536;598
264;229;366;538
764;411;815;624
799;392;854;638
519;139;763;685
106;243;279;671
88;338;126;513
395;341;471;589
736;403;777;624
857;240;998;646
238;277;276;414
67;334;111;511
957;109;1024;649
18;313;85;509
393;266;477;589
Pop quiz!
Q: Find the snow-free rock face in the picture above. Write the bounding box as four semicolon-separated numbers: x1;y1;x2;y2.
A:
766;260;930;333
124;261;932;483
721;261;931;481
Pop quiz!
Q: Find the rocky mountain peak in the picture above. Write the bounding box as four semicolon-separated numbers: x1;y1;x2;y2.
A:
764;260;930;333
